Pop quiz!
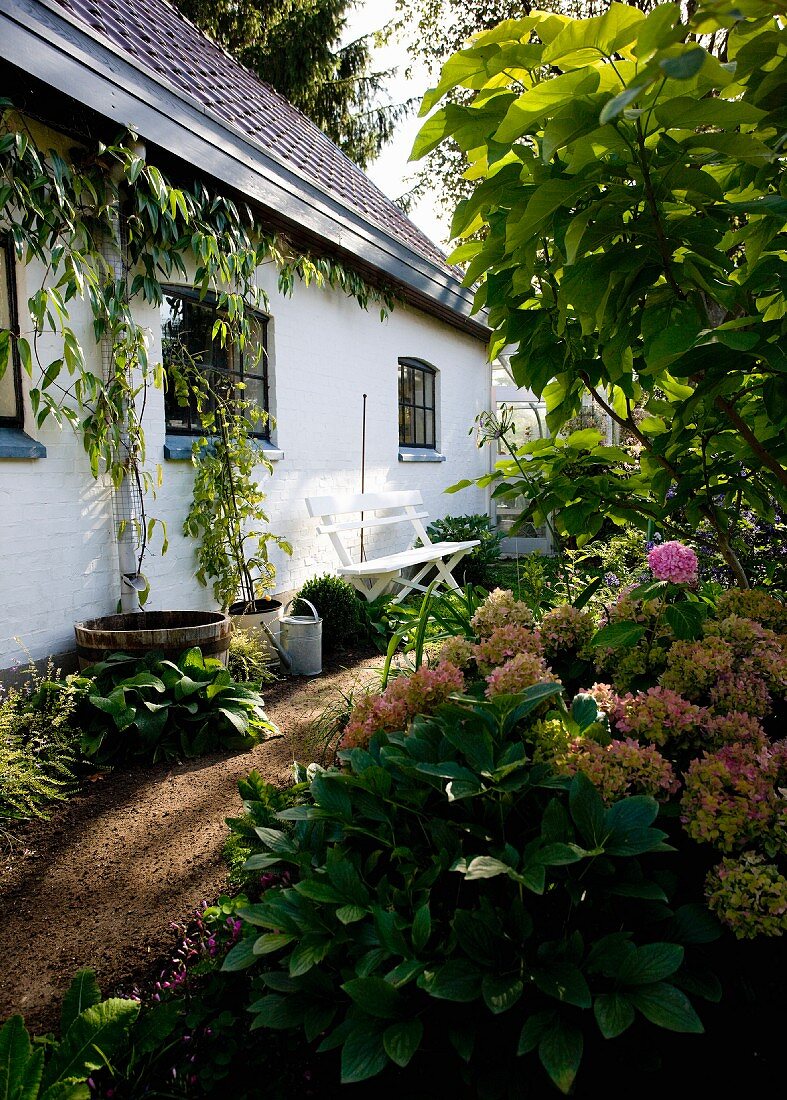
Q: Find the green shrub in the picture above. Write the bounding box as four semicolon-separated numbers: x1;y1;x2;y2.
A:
0;665;85;831
76;648;278;764
295;573;363;651
226;687;713;1095
0;969;138;1098
422;513;503;587
227;629;279;685
224;768;307;887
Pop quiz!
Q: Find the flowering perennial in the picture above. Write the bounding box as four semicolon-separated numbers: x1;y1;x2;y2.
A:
485;651;557;699
614;686;708;749
681;741;787;855
340;662;464;750
706;854;787;939
470;588;533;637
539;604;595;658
565;737;680;803
647;540;698;584
474;623;542;674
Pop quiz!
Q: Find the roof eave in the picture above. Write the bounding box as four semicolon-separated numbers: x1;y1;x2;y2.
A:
1;0;490;342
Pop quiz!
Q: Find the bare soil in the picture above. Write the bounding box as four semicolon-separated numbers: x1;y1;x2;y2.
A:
0;647;381;1034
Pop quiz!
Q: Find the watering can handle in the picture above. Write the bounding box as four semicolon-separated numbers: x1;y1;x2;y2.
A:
285;597;320;621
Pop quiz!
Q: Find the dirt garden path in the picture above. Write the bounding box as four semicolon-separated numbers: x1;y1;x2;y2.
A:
0;650;381;1034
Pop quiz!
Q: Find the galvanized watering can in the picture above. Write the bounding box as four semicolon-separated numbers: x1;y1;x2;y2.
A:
256;598;322;677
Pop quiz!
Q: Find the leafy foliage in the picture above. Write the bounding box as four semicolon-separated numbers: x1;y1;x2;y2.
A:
228;687;711;1094
227;629;279;685
0;969;138;1099
295;574;364;651
0;665;85;834
421;513;503;586
415;1;787;587
74;648;278;764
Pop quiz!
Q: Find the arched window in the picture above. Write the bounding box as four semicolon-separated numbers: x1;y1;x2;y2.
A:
0;237;22;428
398;358;436;448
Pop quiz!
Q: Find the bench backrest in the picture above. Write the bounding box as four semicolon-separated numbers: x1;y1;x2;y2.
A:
306;490;432;568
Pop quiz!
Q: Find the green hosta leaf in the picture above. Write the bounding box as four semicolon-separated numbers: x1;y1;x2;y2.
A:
383;1019;423;1068
60;970;102;1036
570;693;599;732
627;982;704;1033
340;1025;388;1084
594;992;635;1039
482;974;524;1015
589;621;646;649
454;855;511;880
668;904;722;945
248;994;305;1030
311;774;352;819
42;1000;139;1089
569;772;605;847
222;938;258;971
412;904;431;953
532;964;592;1009
253;933;295;955
664;602;705;641
618;943;684;986
517;1010;555;1055
342;978;406;1020
419;961;482;1002
0;1015;43;1100
336;905;367;925
539;1021;583;1095
289;935;332;977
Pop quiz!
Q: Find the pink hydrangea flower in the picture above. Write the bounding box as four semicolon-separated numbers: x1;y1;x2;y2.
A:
648;541;698;585
565;737;680;803
485;651;558;698
614;686;708;749
340;661;464;750
474;623;542;673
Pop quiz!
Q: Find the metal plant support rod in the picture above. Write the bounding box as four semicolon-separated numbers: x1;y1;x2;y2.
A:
360;392;367;563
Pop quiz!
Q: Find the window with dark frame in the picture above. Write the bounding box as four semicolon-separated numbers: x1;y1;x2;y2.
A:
398;358;436;448
160;289;270;438
0;237;23;428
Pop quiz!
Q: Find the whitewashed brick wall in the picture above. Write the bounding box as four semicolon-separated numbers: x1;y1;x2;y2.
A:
0;246;490;672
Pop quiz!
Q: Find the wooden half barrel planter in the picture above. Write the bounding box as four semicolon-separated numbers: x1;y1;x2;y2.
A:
74;611;232;669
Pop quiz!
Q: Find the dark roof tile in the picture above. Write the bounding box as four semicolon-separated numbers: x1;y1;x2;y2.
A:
54;0;454;273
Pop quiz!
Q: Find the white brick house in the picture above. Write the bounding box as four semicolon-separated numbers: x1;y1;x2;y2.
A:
0;0;490;673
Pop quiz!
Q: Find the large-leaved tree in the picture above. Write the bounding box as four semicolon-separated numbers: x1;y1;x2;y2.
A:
413;0;787;586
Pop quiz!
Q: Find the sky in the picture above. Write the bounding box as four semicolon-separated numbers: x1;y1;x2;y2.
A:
342;0;450;248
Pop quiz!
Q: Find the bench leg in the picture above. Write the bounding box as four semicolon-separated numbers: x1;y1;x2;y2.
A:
346;572;401;603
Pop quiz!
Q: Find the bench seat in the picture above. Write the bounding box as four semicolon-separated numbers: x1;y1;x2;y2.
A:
305;490;480;603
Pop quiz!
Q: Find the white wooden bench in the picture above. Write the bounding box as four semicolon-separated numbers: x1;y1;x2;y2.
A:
305;490;480;603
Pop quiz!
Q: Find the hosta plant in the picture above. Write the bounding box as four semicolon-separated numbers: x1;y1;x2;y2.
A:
225;686;717;1095
75;648;278;763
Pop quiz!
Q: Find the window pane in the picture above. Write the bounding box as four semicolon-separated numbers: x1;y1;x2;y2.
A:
425;370;434;408
401;405;413;444
0;244;18;421
413;369;424;407
424;410;434;447
161;291;268;435
416;408;426;445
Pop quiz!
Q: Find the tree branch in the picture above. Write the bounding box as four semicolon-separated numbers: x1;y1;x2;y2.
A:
715;394;787;493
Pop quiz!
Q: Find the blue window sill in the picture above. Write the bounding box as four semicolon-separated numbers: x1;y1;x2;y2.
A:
0;427;46;459
398;446;445;463
164;433;283;461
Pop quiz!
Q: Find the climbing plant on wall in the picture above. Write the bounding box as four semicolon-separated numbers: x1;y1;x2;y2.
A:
0;103;395;594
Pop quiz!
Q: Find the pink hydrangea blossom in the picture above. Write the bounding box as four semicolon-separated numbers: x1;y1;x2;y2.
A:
470;588;533;637
485;651;558;699
340;661;464;750
614;686;708;749
565;737;680;803
474;624;542;673
647;540;698;585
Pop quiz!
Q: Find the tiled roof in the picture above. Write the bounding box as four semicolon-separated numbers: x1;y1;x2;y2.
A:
53;0;454;274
